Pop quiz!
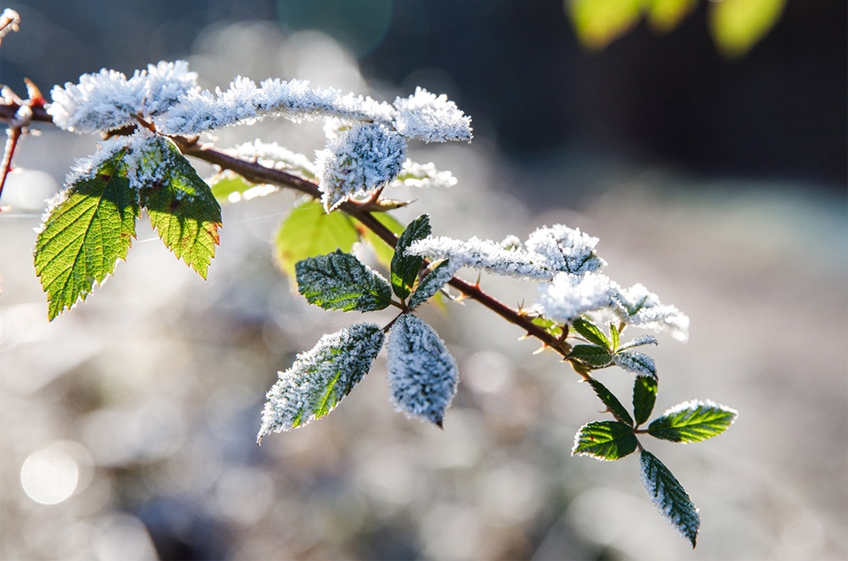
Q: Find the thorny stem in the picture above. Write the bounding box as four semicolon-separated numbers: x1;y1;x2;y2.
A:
1;104;575;367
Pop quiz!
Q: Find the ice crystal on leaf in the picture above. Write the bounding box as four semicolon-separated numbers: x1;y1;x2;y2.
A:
408;235;551;280
613;283;690;342
613;350;657;378
387;314;458;427
537;272;616;323
316;123;406;211
640;450;701;547
525;224;606;275
393;87;473;143
392;160;457;189
128;61;199;117
258;323;385;442
49;69;140;133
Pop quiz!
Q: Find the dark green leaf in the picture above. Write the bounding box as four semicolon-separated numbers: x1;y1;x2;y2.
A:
136;137;222;278
633;375;659;426
572;317;610;349
572;420;638;460
258;323;385;440
35;148;138;320
296;250;393;312
640;450;700;547
390;214;431;300
648;401;738;443
408;260;455;310
587;379;633;427
356;212;406;273
568;344;613;368
274;199;359;283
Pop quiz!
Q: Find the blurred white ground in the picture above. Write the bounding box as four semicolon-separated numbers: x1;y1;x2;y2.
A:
1;23;846;561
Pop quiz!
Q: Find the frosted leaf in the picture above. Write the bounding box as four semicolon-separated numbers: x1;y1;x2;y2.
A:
393;87;473;143
157;77;395;135
408;260;457;310
613;350;657;378
525;224;606;275
613;283;689;342
59;135;135;190
387;314;458;427
391;159;457;189
128;60;199;117
226;139;316;178
640;450;700;547
48;69;139;133
296;250;394;312
258;323;385;441
316;123;406;212
537;272;616;323
408;235;551;280
619;335;659;350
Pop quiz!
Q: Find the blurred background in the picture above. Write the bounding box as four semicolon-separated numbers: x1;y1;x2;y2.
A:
0;1;845;559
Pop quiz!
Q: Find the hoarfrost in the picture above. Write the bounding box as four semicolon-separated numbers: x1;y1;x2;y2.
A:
613;283;689;342
387;314;458;427
393;87;473;143
525;224;606;275
408;235;551;280
408;260;457;310
392;160;457;189
316;123;406;211
639;450;700;547
613;350;657;378
49;69;140;133
257;323;385;441
227;139;316;178
537;272;615;323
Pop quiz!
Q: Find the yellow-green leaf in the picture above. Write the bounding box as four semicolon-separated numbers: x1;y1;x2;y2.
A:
567;0;644;50
709;0;786;58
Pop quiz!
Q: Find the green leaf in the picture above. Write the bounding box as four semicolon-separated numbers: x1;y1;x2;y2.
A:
567;0;643;50
136;137;222;278
648;400;738;443
296;250;393;312
587;379;634;427
258;323;385;440
572;420;638;460
572;317;611;349
390;214;431;300
610;322;620;351
409;259;455;310
274;199;359;283
640;450;700;547
35;148;139;320
209;171;257;202
633;375;658;426
357;211;406;272
646;0;698;33
709;0;786;58
568;344;613;368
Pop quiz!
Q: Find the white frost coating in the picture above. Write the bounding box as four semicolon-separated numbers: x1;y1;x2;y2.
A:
619;335;659;350
408;235;551;280
613;350;657;377
537;272;615;323
525;224;606;275
613;283;690;342
393;87;473;143
391;159;457;189
49;69;139;133
408;261;458;310
316;123;406;211
128;61;199;116
157;76;395;135
258;323;385;442
387;314;458;426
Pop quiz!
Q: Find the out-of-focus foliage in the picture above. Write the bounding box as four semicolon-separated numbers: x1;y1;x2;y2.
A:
566;0;786;57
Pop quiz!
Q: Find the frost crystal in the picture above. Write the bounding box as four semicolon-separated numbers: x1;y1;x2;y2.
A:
525;224;606;275
408;236;551;280
227;139;316;178
392;160;457;189
393;87;473;143
640;450;701;546
49;69;139;133
128;61;199;117
613;350;657;377
387;314;458;427
613;284;690;342
258;323;385;442
316;123;406;211
537;272;615;323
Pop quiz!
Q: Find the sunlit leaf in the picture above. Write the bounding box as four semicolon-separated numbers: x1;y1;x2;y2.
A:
640;450;700;547
391;214;431;300
645;0;698;33
567;0;644;50
648;400;738;443
588;379;634;426
568;344;614;368
296;250;393;312
572;420;638;460
709;0;786;58
633;375;658;426
572;316;611;349
35;148;138;320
